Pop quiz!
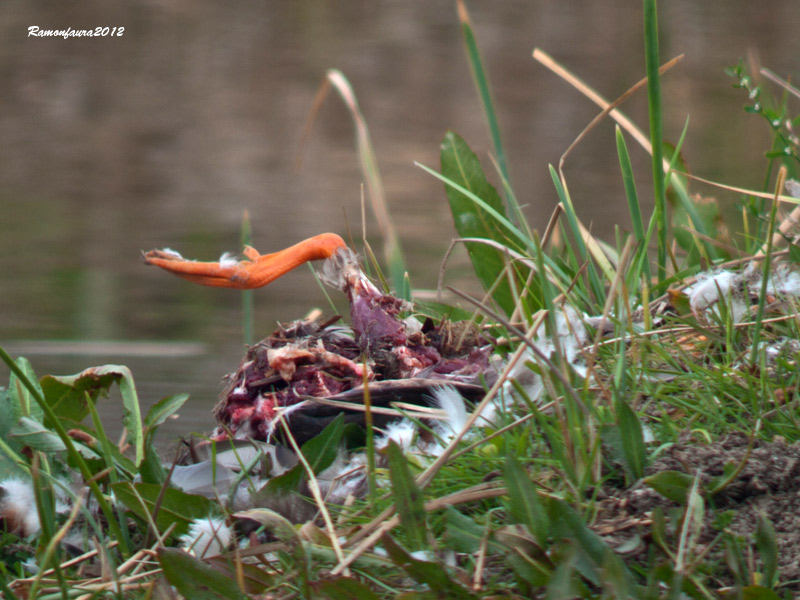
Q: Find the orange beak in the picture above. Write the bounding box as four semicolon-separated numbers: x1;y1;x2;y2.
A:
143;233;347;289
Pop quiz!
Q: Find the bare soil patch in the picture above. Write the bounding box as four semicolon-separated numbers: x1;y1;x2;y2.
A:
595;433;800;590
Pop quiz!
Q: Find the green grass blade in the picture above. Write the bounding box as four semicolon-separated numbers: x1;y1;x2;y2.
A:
241;209;254;347
548;165;606;302
325;70;407;290
457;1;507;186
419;161;526;249
644;0;668;279
457;0;524;227
420;160;586;300
616;126;651;283
749;169;784;365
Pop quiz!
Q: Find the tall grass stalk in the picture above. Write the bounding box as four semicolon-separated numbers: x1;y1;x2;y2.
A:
616;126;650;283
241;209;254;347
301;70;407;290
643;0;668;278
457;0;528;233
748;166;787;365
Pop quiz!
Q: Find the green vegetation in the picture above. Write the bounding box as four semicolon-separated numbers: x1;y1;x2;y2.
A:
4;1;800;598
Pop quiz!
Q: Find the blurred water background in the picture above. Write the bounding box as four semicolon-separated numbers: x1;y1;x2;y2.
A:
2;1;799;445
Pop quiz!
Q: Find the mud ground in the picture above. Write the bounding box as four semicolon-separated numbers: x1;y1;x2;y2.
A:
594;432;800;590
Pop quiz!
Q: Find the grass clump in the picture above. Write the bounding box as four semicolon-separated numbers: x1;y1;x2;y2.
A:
5;2;800;599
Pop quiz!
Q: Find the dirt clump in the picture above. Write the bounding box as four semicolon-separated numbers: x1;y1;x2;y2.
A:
594;432;800;589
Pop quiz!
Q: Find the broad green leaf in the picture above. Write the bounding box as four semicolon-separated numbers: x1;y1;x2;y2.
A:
614;397;646;481
40;368;118;423
266;414;345;494
672;192;725;264
206;556;273;595
381;534;477;600
506;547;551;588
643;470;695;504
544;553;576;598
443;507;496;554
457;1;514;209
546;497;637;590
440;130;521;316
157;547;248;600
112;481;215;538
311;577;380;600
40;365;144;466
741;586;781;600
502;455;547;545
139;441;168;485
297;412;344;473
546;497;609;568
8;416;66;453
386;440;428;552
755;514;778;589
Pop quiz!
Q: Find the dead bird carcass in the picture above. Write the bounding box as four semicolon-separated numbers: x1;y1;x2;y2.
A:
144;234;493;444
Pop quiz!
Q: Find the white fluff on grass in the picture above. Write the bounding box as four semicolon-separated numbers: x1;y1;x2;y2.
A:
687;270;739;314
684;264;800;324
179;516;233;558
0;477;73;538
321;452;368;504
504;305;590;403
0;478;42;537
319;388;484;500
764;265;800;297
377;419;418;453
